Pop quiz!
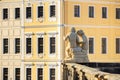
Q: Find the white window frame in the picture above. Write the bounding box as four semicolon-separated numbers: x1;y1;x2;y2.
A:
2;38;9;54
88;5;95;18
88;36;95;54
25;64;32;80
25;32;33;57
48;64;57;80
102;6;108;19
73;4;80;17
36;32;45;58
25;3;32;22
115;37;120;53
14;37;21;54
48;32;58;57
14;7;21;20
49;2;57;22
14;67;21;80
2;67;9;80
36;3;44;22
2;8;9;20
100;37;108;54
36;63;44;80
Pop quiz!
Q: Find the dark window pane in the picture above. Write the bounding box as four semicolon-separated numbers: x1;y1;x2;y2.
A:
38;38;43;54
50;5;55;17
50;68;55;80
26;38;31;54
116;38;120;53
3;68;8;80
50;37;55;53
102;38;107;53
15;38;20;53
3;38;8;54
15;8;20;19
116;8;120;19
26;68;31;80
38;68;43;80
89;6;94;18
3;8;8;19
15;68;20;80
38;6;43;18
74;5;80;17
89;38;94;53
26;7;31;18
102;7;107;18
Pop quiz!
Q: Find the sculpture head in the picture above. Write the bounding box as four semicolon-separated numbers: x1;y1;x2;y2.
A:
71;27;76;33
77;30;84;36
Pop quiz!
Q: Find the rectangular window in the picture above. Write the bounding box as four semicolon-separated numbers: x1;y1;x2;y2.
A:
15;8;20;19
50;68;55;80
26;38;31;54
3;38;8;54
50;5;56;17
26;68;31;80
74;5;80;17
26;7;31;19
116;38;120;53
3;68;8;80
3;8;8;19
89;38;94;53
38;6;43;18
101;38;107;53
37;68;43;80
50;37;55;54
89;6;94;18
38;38;43;54
15;38;20;53
102;7;107;18
15;68;20;80
116;8;120;19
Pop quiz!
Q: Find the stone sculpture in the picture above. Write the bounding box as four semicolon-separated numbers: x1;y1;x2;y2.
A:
64;27;88;59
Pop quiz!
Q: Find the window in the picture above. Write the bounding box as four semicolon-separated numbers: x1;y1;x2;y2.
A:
26;68;31;80
15;8;20;19
38;38;43;54
50;37;55;54
50;68;55;80
50;5;56;17
26;38;31;54
74;5;80;17
116;8;120;19
101;38;107;53
3;38;8;54
38;6;43;18
15;68;20;80
26;7;31;19
15;38;20;53
3;8;8;19
116;38;120;53
3;68;8;80
37;68;43;80
89;6;94;18
89;38;94;53
102;7;107;18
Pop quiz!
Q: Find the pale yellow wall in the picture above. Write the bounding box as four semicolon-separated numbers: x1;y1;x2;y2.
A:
64;1;120;62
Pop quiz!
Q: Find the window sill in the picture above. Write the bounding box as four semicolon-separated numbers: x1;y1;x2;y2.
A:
49;53;56;57
38;54;44;58
37;18;44;22
25;18;32;22
49;17;56;22
26;53;32;57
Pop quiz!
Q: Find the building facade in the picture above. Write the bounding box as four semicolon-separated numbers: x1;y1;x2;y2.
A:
0;0;120;80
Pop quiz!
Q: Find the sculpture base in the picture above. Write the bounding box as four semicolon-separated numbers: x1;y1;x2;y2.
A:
64;50;89;63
